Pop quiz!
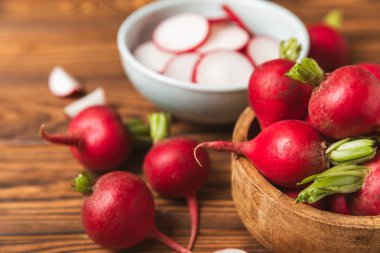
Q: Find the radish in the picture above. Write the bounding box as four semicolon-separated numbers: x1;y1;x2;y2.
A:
326;194;352;215
48;66;83;97
196;23;249;54
134;41;174;73
213;249;248;253
248;38;312;129
195;120;376;188
195;51;254;87
308;10;349;72
357;63;380;81
72;171;191;252
208;17;232;24
143;112;210;250
284;189;326;210
221;4;251;33
153;13;210;53
40;106;131;173
246;35;281;66
163;53;201;82
287;58;380;139
297;154;380;216
64;88;106;118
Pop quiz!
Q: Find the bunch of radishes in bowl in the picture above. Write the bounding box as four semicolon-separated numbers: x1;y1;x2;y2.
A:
195;11;380;216
133;4;280;88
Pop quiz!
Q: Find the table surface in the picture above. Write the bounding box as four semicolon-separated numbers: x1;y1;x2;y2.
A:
1;0;380;252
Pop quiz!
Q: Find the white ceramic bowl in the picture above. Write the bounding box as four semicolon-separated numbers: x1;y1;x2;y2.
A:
117;0;309;124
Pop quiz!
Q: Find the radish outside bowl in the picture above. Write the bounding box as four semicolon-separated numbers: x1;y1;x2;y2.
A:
117;0;309;124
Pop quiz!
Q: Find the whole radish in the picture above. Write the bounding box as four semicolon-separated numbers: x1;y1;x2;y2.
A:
143;113;210;250
287;58;380;139
326;194;352;215
72;171;191;252
40;106;131;173
284;189;326;210
308;10;349;72
248;38;312;129
297;154;380;216
357;63;380;81
195;120;375;188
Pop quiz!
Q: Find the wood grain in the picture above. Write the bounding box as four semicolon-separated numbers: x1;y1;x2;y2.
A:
0;0;379;252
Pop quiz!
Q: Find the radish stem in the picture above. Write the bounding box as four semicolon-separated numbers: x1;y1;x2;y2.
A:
149;112;171;144
324;10;343;30
150;226;192;253
279;38;302;61
72;172;93;195
286;57;326;87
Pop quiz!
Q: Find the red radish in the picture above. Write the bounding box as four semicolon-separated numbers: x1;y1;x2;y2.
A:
64;88;106;118
284;189;326;210
72;171;191;252
305;114;312;124
248;38;312;129
134;41;174;73
48;66;83;97
246;35;281;66
196;23;249;54
195;51;254;87
287;58;380;139
163;53;201;82
357;63;380;81
221;4;251;33
326;194;352;215
308;10;349;72
153;13;210;53
143;113;210;250
40;106;131;173
214;249;248;253
297;155;380;216
208;17;232;24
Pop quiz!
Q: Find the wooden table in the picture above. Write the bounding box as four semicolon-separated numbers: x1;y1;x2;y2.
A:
1;0;379;252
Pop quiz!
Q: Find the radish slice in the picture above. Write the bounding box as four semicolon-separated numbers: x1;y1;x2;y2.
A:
195;51;254;87
134;41;174;73
246;35;280;66
64;88;106;118
163;53;201;82
48;67;83;97
222;4;251;34
153;13;210;53
209;17;232;24
213;249;248;253
196;23;249;53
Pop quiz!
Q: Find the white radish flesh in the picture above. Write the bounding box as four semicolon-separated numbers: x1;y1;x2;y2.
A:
64;88;106;118
246;35;280;66
153;13;210;53
163;53;201;82
48;66;83;97
222;4;252;34
133;41;174;73
213;249;248;253
195;51;254;87
197;23;249;54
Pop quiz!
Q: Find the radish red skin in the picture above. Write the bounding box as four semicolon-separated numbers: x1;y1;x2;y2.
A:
326;194;352;215
308;24;348;72
248;59;313;129
357;63;380;81
144;138;210;198
284;189;326;210
82;171;155;249
309;66;380;139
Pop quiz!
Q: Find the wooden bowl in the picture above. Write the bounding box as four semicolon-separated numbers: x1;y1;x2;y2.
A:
231;107;380;253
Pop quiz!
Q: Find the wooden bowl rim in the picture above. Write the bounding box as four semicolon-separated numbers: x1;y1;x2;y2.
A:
232;107;380;228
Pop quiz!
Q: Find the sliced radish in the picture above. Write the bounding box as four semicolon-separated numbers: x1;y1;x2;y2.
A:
209;17;232;24
64;88;106;118
163;52;201;82
196;23;249;54
133;41;174;73
213;249;248;253
153;13;210;53
222;4;252;34
48;66;83;97
246;35;280;66
195;51;254;87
